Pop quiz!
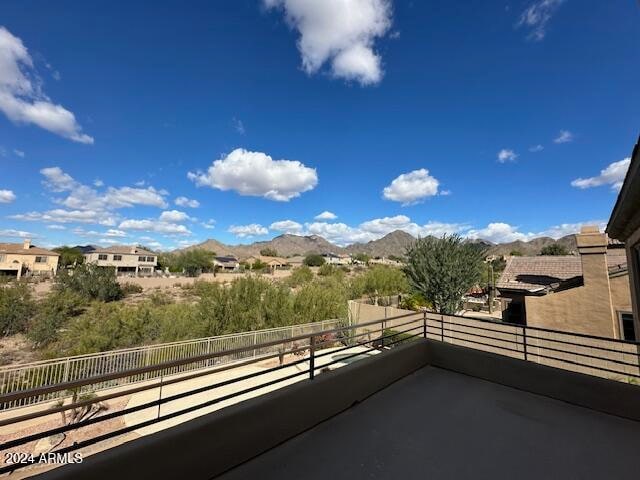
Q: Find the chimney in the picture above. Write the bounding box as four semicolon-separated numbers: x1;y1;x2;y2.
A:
23;238;31;250
576;226;608;286
130;246;136;254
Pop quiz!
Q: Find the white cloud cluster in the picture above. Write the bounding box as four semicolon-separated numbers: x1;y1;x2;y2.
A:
517;0;565;41
382;169;440;205
270;220;303;234
466;220;606;244
497;149;518;163
0;189;16;203
228;224;269;238
554;129;573;144
264;0;392;85
529;144;544;152
571;158;631;191
0;228;35;239
12;208;117;226
159;210;191;223
118;219;191;235
0;27;93;143
188;148;318;201
175;196;200;208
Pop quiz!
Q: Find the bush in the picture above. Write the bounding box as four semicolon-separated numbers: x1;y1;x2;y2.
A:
55;263;123;302
286;266;314;287
28;290;85;347
360;266;408;305
540;244;569;256
317;263;336;276
303;254;325;267
53;246;84;268
293;277;348;323
260;247;278;257
0;281;35;335
399;292;431;311
251;259;268;271
121;282;143;295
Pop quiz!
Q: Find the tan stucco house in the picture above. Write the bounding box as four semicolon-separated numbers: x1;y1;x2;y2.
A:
607;135;640;340
497;227;633;340
84;246;157;276
0;239;59;279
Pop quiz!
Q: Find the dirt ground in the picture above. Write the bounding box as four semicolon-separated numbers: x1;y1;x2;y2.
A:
0;335;39;366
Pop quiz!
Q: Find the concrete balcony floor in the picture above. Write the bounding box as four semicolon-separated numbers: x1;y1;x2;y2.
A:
218;366;640;480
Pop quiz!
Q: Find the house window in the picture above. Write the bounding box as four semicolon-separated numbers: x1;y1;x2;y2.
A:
138;256;146;262
618;312;636;341
35;256;47;263
146;256;155;262
98;254;108;260
113;255;122;261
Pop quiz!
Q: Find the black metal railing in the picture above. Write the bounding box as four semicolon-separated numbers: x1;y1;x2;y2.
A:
0;313;424;475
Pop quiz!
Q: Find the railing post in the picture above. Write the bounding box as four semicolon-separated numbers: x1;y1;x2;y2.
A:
522;326;528;361
423;311;427;339
441;314;444;342
381;320;385;348
62;358;71;384
309;336;316;380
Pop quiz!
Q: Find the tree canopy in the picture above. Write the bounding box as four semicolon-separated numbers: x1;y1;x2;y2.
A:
540;244;569;256
303;254;325;267
404;235;484;315
53;246;84;268
259;247;278;257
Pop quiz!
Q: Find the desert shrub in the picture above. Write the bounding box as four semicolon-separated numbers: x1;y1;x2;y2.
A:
121;282;143;295
318;263;336;276
360;266;408;305
294;278;348;323
303;254;325;267
399;292;431;311
0;281;35;335
53;246;84;268
286;265;314;287
251;259;268;271
28;290;86;347
55;263;123;302
260;247;278;257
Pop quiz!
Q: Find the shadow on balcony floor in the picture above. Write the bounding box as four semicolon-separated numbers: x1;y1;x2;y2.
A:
217;366;640;480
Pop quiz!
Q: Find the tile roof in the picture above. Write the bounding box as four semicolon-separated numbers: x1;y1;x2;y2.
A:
86;245;156;255
0;243;59;256
497;251;627;293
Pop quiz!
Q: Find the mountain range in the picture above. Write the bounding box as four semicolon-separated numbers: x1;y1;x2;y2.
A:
177;230;578;259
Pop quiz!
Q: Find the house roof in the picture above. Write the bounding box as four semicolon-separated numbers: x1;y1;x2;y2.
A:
215;256;239;263
0;243;59;256
85;246;156;255
247;255;289;265
497;251;627;293
607;135;640;240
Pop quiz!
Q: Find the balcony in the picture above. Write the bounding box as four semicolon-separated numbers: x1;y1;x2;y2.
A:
1;313;639;479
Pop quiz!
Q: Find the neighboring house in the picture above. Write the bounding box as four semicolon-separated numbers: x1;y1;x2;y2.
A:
214;256;239;271
245;255;289;270
322;253;351;265
84;246;157;276
0;239;59;279
607;135;640;340
369;257;403;267
496;226;633;340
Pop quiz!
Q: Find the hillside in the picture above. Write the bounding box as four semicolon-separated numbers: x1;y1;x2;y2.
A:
176;231;580;259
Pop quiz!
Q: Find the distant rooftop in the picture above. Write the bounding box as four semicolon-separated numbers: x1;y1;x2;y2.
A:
85;245;156;256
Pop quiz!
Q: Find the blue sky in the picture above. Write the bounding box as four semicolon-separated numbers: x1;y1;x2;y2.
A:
0;0;638;250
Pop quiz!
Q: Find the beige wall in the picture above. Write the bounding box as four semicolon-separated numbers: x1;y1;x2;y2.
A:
84;252;157;271
0;252;59;278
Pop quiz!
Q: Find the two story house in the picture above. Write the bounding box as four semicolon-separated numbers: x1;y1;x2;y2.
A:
83;246;158;276
0;239;59;279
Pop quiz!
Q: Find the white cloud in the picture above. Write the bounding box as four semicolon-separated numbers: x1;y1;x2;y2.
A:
314;210;337;220
529;144;544;152
554;129;573;144
118;218;191;235
104;229;127;237
0;228;35;239
232;117;245;135
46;224;66;230
270;219;303;234
228;224;269;238
188;148;317;201
41;166;77;191
382;169;440;205
467;223;531;243
159;210;191;223
571;158;631;191
0;189;16;203
517;0;565;41
201;219;216;230
497;149;518;163
93;179;104;187
0;27;93;143
13;149;24;157
175;196;200;208
11;209;117;226
264;0;392;85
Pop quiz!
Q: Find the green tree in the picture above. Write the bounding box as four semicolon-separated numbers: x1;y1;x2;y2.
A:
260;247;278;257
251;259;268;271
352;253;370;264
176;249;215;276
303;254;325;267
540;244;569;256
53;246;84;268
55;263;123;302
404;235;484;314
0;281;35;335
294;278;348;322
509;250;523;256
360;266;408;305
317;263;336;276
